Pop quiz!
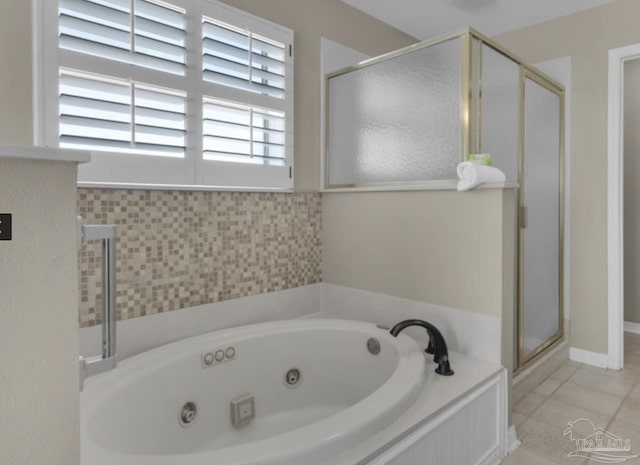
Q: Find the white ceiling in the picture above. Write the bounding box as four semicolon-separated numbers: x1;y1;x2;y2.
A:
340;0;619;39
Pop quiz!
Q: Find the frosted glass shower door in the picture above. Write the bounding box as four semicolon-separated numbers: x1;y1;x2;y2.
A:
327;38;462;186
479;45;520;183
521;74;563;361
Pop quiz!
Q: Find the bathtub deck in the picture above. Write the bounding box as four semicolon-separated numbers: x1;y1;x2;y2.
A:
324;350;505;465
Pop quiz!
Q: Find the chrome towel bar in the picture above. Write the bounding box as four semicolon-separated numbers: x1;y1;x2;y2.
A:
79;224;117;391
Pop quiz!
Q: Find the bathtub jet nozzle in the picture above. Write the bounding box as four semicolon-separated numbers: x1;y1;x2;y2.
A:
389;319;454;376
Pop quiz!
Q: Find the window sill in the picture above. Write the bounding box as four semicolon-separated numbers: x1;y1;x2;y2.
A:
77;181;295;193
321;181;519;193
0;144;91;163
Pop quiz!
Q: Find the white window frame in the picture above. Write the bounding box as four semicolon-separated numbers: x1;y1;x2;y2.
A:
36;0;294;190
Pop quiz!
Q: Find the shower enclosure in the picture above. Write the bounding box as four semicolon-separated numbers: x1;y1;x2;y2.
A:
325;28;564;370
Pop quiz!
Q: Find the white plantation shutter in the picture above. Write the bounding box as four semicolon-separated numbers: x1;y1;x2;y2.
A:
133;85;187;155
59;0;187;75
57;0;188;161
203;98;285;166
59;71;132;151
59;0;132;64
202;19;286;99
133;0;187;75
198;2;292;185
42;0;293;188
59;70;187;157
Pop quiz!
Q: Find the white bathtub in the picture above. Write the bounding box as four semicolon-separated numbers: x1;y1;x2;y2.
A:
81;319;426;465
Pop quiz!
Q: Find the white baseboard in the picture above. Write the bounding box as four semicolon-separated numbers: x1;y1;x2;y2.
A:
507;425;521;455
569;347;608;368
624;321;640;335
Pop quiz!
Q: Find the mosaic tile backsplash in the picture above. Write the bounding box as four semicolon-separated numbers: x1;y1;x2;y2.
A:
77;189;322;327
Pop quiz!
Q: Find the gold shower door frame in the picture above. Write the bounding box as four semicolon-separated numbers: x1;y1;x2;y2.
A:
324;28;565;371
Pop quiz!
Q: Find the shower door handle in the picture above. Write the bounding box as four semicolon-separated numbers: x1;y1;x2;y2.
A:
520;206;527;229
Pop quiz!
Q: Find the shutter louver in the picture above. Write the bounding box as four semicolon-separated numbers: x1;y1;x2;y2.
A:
59;0;186;76
203;98;285;166
60;71;132;150
134;85;187;155
59;0;132;63
134;0;186;75
202;19;286;99
60;70;186;157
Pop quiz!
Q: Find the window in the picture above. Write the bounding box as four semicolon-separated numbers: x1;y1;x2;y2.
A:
39;0;294;189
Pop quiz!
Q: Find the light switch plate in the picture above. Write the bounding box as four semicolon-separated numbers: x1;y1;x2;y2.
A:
0;214;12;240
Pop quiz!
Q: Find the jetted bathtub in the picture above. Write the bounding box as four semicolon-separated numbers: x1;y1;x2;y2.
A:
81;319;427;465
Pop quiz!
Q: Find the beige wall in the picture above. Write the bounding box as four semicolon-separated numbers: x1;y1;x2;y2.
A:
323;188;518;421
323;188;518;392
0;158;80;465
496;0;640;354
323;189;517;321
0;1;32;144
0;0;415;188
624;59;640;324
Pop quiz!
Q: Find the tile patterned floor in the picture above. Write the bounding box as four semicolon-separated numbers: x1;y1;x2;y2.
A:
503;332;640;464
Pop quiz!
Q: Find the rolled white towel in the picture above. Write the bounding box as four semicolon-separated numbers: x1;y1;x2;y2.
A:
456;162;506;192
